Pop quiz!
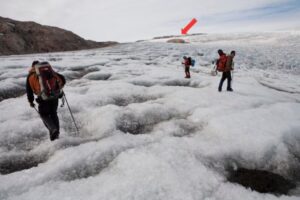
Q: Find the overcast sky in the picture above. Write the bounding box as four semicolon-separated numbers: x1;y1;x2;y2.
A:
1;0;300;42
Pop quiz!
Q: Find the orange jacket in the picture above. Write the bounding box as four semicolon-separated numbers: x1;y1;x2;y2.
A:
27;68;41;96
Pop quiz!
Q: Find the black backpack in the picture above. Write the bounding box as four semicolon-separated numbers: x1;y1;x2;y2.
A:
188;57;192;65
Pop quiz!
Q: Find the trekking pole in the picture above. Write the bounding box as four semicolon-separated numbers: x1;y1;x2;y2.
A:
33;105;52;130
63;92;80;135
33;107;40;115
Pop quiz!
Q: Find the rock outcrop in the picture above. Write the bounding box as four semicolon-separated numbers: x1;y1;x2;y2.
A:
166;39;186;43
0;16;117;55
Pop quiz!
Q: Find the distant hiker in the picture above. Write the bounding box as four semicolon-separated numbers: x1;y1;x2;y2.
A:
217;50;235;92
26;61;66;141
182;56;191;78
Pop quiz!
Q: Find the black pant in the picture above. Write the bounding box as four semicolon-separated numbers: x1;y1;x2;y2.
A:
219;71;232;90
38;99;60;141
185;66;190;78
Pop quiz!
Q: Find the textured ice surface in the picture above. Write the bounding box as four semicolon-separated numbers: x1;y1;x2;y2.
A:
0;32;300;200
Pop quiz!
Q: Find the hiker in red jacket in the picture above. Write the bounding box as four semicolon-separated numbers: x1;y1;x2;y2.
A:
218;50;235;92
182;56;191;78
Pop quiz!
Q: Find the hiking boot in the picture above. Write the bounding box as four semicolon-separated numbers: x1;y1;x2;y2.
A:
50;129;59;141
227;88;233;92
218;88;222;92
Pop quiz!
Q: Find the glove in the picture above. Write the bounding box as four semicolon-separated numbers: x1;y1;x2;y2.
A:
35;98;42;104
29;102;35;107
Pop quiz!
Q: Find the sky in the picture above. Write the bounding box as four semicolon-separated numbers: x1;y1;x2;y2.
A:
0;0;300;42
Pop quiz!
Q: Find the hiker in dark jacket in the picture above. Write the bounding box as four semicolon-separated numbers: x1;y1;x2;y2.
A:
182;56;191;78
218;50;235;92
26;61;66;141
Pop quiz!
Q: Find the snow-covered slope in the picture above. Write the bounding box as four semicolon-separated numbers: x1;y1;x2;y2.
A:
0;32;300;200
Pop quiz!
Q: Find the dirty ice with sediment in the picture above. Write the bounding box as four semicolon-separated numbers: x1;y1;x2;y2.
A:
0;32;300;200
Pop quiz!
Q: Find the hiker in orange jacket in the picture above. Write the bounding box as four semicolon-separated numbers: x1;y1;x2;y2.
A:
218;50;235;92
26;61;66;141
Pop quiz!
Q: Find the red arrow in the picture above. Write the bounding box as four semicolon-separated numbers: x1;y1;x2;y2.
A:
181;18;197;35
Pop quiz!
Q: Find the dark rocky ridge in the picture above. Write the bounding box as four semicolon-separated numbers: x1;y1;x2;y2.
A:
0;16;117;55
153;33;205;40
